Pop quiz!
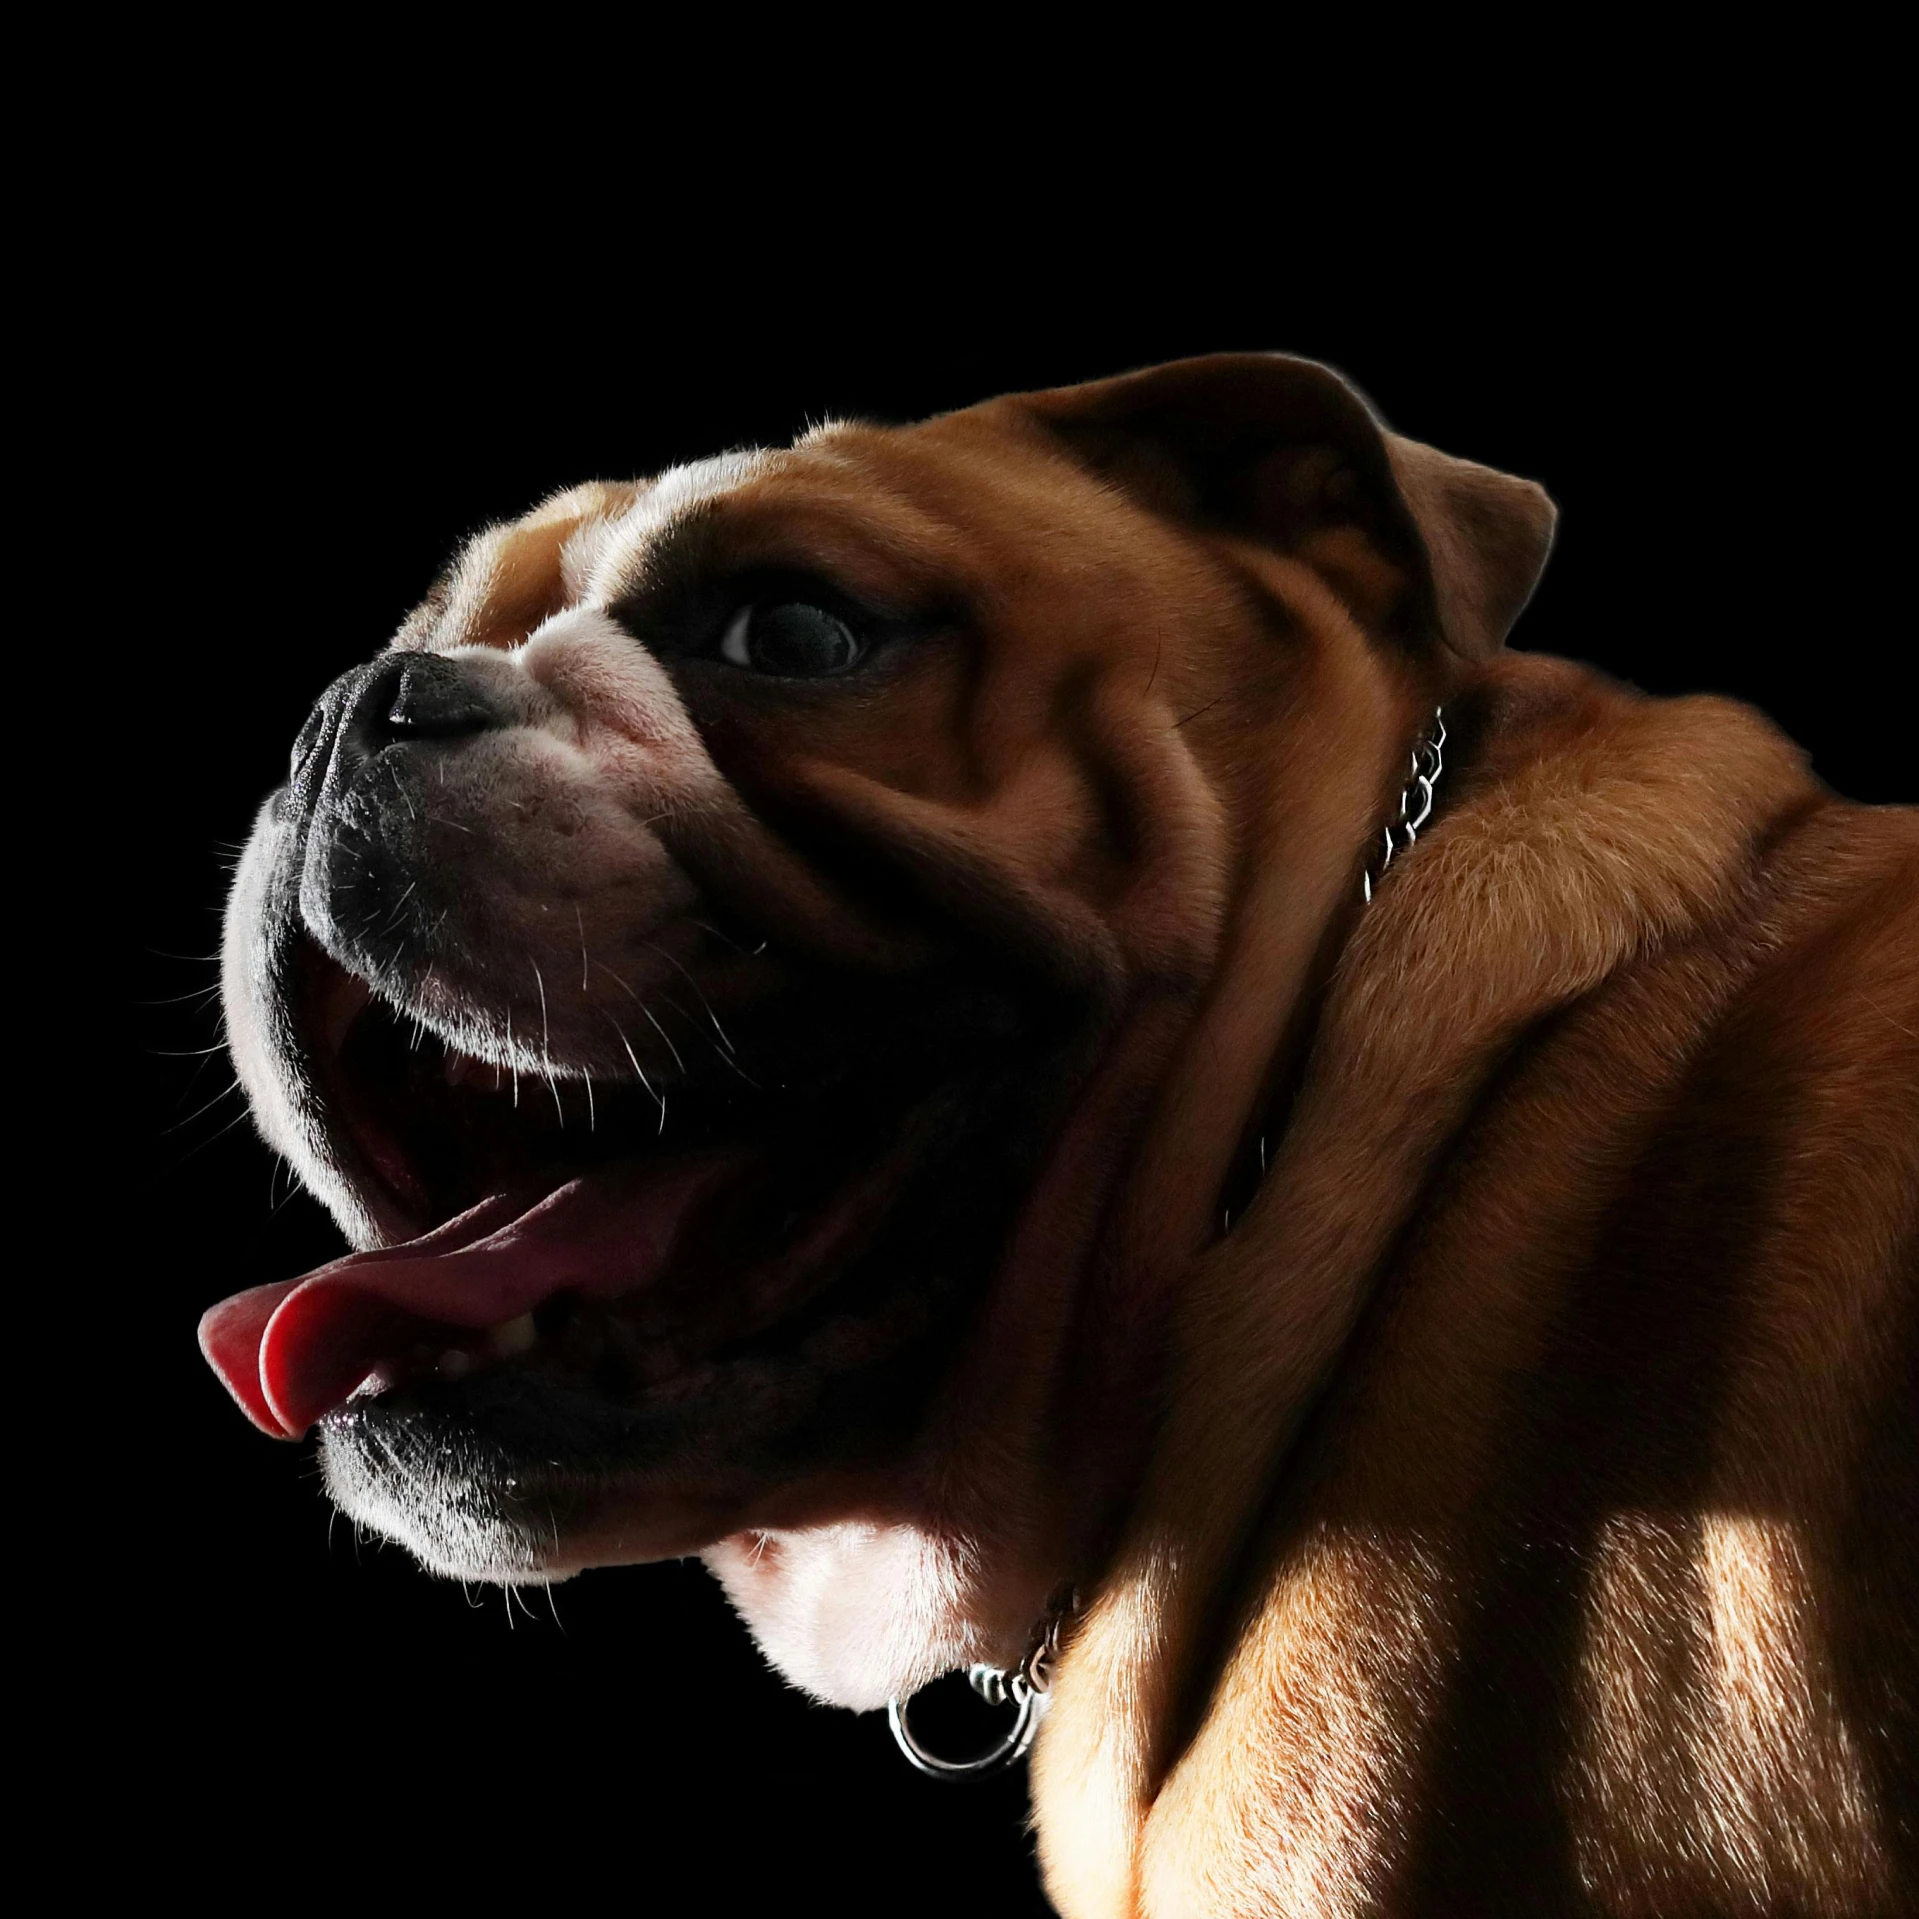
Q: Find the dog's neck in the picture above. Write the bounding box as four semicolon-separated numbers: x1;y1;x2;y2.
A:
914;702;1458;1759
1218;704;1449;1238
1036;689;1461;1631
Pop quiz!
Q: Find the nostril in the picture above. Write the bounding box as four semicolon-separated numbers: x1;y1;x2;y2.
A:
381;657;502;741
289;654;508;808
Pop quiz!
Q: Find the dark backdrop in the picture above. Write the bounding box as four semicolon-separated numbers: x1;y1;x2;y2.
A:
101;186;1903;1913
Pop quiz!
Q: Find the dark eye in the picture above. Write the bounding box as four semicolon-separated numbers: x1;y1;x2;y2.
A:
718;601;865;677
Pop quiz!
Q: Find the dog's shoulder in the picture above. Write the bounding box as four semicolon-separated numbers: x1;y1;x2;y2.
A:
1060;660;1918;1918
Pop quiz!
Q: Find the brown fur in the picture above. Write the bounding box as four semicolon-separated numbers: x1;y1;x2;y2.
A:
1035;659;1917;1915
283;356;1915;1913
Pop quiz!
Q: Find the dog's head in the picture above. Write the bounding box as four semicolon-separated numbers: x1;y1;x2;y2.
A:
203;354;1553;1705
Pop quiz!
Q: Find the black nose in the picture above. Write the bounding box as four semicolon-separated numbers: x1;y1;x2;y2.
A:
291;654;506;798
381;656;504;739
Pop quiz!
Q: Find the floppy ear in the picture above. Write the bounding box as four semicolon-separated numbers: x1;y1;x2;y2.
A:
1017;353;1557;662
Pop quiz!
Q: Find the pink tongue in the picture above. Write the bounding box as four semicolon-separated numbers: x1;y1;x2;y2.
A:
198;1155;737;1440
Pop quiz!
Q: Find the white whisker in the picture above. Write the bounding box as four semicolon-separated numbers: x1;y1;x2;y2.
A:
593;958;689;1078
161;1076;245;1135
529;964;565;1123
390;763;418;823
643;939;739;1057
636;1000;688;1077
602;1014;667;1130
533;962;552;1056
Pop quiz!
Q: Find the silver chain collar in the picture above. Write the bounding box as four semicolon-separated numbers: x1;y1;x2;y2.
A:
1363;707;1447;903
886;706;1449;1779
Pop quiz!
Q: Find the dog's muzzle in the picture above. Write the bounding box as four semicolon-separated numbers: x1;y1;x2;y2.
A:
201;631;1076;1584
287;653;509;976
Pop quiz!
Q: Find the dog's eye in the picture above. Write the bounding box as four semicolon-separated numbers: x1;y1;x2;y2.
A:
718;602;865;677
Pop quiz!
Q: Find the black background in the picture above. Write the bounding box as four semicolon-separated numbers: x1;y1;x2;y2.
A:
91;137;1905;1914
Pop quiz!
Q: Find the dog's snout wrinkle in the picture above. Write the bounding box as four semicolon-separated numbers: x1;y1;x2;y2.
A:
288;697;332;791
287;659;375;805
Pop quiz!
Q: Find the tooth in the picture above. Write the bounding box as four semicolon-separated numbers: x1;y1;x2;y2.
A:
437;1349;473;1379
487;1313;538;1359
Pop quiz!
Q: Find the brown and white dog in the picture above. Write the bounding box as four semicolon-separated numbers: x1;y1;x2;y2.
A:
201;355;1917;1916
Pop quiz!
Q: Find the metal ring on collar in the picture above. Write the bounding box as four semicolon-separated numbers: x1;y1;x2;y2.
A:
887;1667;1047;1779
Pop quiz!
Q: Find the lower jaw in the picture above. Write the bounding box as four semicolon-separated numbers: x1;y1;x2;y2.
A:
317;1421;760;1580
312;1248;977;1580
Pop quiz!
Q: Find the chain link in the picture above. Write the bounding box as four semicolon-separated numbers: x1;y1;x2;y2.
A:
1362;708;1447;903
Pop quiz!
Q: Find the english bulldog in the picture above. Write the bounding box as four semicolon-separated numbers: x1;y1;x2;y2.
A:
201;354;1917;1916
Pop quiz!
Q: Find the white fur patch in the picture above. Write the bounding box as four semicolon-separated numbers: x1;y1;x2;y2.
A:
577;450;774;606
706;1523;994;1712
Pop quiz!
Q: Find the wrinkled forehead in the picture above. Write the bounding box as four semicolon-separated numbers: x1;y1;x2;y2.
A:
391;405;1102;659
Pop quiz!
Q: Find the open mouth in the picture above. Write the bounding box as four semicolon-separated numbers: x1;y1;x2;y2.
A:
202;933;1057;1460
